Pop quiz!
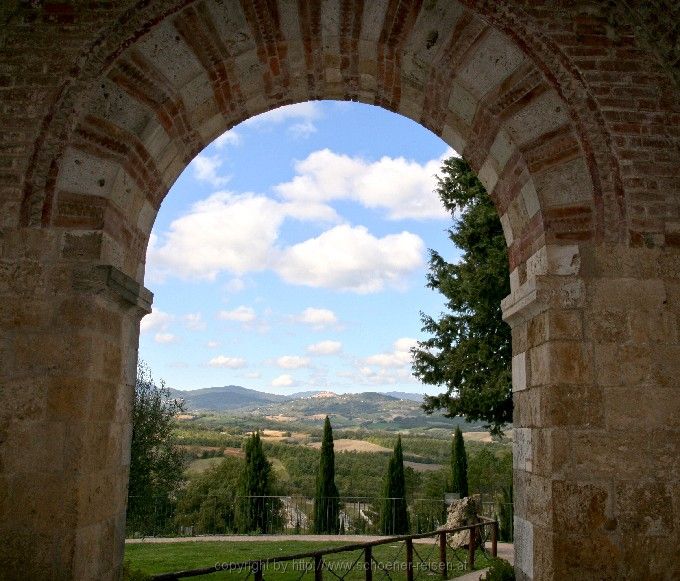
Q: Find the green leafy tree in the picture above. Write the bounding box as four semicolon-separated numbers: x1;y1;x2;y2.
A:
412;156;511;435
451;426;469;498
380;436;409;534
127;361;186;535
174;456;242;534
238;431;278;533
313;416;340;533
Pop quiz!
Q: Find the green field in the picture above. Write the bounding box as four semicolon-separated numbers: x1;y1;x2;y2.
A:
125;540;493;580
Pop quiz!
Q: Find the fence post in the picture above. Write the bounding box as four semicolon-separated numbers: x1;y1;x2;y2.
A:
439;531;447;579
253;561;263;581
468;525;476;570
364;546;372;581
405;538;414;581
315;554;323;581
491;521;498;558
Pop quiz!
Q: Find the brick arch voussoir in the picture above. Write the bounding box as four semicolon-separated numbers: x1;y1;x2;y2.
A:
459;0;627;245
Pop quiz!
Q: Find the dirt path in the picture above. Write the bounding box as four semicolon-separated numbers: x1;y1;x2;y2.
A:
126;535;513;559
127;534;436;544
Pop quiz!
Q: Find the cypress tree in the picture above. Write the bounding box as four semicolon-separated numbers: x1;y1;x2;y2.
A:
313;416;340;533
381;435;409;534
238;431;272;532
451;426;469;498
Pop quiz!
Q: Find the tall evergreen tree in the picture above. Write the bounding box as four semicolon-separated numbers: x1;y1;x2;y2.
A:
238;431;273;533
313;416;340;533
380;436;409;535
451;426;469;498
411;156;511;436
127;361;186;535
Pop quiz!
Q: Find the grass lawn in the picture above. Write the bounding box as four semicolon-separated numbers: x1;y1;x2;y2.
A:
125;539;494;580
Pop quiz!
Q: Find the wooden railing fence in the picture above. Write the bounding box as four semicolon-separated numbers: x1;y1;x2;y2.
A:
152;516;499;581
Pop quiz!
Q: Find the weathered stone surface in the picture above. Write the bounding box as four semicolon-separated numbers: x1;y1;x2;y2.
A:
441;495;482;547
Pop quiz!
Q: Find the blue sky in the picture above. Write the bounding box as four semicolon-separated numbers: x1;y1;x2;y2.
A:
140;101;461;394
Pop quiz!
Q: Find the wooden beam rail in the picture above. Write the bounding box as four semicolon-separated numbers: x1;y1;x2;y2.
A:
152;519;499;581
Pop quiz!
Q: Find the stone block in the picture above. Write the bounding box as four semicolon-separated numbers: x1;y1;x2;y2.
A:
552;480;611;534
512;352;527;391
552;530;621;580
603;387;680;430
514;427;533;472
571;430;650;481
514;515;534;579
540;384;604;428
513;387;540;428
615;482;672;537
458;29;525;98
529;340;593;387
593;343;653;387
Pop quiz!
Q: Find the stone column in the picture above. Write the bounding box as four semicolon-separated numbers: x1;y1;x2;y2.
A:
0;237;152;580
503;243;680;580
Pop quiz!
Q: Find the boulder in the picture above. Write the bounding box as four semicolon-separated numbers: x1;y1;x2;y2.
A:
440;495;482;548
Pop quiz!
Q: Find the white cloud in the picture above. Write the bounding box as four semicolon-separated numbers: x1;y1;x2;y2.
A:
140;309;173;334
208;355;246;368
246;102;321;128
154;332;178;344
289;120;317;138
275;148;453;220
207;340;219;348
364;337;417;368
218;306;256;323
271;374;296;387
295;307;338;329
276;225;424;293
213;130;241;148
146;191;336;281
148;193;283;281
276;355;311;369
307;340;342;356
183;313;206;331
191;154;230;187
224;278;246;293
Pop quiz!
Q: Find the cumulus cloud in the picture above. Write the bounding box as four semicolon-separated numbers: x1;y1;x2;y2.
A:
276;225;424;293
192;154;230;187
246;102;322;138
146;192;337;282
154;332;178;344
147;193;284;281
183;313;206;331
295;307;338;329
307;340;342;356
218;306;256;323
224;278;246;293
141;308;173;334
364;338;418;368
208;355;246;368
213;130;241;148
276;355;311;369
275;148;452;220
271;374;296;387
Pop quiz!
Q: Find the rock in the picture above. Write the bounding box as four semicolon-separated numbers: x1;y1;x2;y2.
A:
440;495;482;548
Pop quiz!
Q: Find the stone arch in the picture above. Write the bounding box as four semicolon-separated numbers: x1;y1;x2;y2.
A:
1;2;679;580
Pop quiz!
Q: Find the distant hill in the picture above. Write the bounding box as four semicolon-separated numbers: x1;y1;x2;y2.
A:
169;385;287;411
384;391;425;403
169;385;479;431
